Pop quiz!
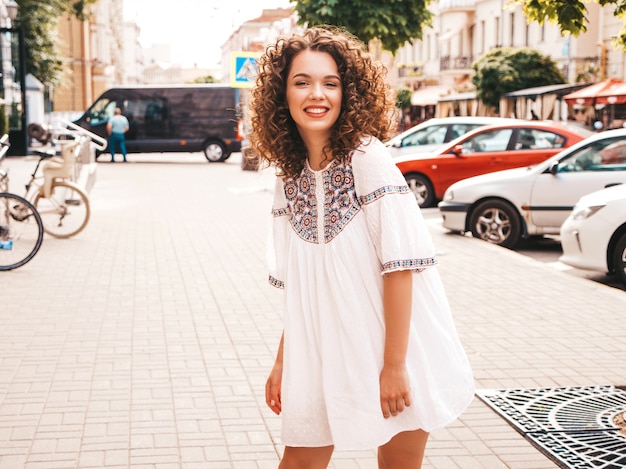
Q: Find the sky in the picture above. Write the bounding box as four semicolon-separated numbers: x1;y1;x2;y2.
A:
123;0;292;69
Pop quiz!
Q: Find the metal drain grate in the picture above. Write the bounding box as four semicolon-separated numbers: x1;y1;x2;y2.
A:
476;385;626;469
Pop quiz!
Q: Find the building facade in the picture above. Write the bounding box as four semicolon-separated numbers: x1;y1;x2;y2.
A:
123;20;143;85
44;1;626;121
394;0;624;121
220;8;296;85
53;0;126;113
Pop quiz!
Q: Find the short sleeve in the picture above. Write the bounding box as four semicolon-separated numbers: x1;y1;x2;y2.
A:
352;137;437;274
268;176;289;288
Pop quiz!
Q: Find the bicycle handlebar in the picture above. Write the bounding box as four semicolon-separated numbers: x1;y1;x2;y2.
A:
31;148;57;159
61;119;108;150
0;134;10;162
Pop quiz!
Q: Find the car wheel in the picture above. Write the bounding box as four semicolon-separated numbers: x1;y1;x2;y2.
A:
404;173;435;208
469;199;522;248
612;232;626;287
203;140;227;162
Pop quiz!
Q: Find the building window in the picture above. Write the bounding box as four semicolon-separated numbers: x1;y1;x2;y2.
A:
427;33;432;60
413;41;418;65
495;17;500;47
510;12;515;46
481;20;485;52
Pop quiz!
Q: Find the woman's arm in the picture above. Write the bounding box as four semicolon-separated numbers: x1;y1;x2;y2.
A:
380;269;413;418
265;332;284;415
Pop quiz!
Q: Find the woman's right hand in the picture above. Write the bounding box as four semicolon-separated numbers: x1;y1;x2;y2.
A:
265;361;283;415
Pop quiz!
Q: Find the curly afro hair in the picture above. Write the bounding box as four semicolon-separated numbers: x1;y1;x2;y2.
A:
247;26;396;179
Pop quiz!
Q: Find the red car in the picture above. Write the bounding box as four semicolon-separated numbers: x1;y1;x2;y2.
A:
394;121;588;207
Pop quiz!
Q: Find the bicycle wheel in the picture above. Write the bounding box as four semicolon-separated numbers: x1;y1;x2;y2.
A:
33;181;90;239
0;192;44;271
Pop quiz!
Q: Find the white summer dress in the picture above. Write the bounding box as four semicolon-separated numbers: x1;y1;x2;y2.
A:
268;136;475;451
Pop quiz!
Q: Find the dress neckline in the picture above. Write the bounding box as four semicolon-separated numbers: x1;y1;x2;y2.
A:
306;158;337;174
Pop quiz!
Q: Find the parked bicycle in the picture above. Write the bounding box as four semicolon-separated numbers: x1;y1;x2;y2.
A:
0;135;45;271
17;119;106;239
26;139;91;238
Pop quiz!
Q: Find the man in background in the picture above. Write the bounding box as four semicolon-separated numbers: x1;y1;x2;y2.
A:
107;107;129;162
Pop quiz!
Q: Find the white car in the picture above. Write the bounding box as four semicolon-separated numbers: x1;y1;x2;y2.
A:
386;116;520;157
559;184;626;288
438;128;626;248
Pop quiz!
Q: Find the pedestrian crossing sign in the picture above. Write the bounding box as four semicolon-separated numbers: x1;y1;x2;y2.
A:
230;52;262;88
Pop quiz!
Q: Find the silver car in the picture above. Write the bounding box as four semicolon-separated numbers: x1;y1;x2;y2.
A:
439;128;626;248
386;116;521;158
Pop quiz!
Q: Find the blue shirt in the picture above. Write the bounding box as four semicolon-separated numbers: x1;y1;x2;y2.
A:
109;115;129;134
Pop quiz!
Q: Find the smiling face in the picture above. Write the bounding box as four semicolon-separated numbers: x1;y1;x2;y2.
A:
285;49;343;147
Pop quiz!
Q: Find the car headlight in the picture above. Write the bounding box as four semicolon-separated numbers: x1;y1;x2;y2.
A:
571;204;605;220
443;189;454;201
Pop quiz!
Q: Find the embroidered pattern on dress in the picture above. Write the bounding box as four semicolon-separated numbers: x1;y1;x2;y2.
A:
358;185;411;205
282;162;360;244
382;257;438;273
283;172;318;243
272;207;289;217
323;165;360;243
268;275;284;289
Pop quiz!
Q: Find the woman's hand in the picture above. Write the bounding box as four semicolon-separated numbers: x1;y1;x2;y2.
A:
379;363;412;418
380;270;413;418
265;361;283;415
266;333;285;415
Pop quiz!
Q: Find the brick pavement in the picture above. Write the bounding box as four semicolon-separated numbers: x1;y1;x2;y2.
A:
1;152;625;468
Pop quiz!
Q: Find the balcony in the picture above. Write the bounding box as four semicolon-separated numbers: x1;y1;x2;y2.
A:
438;0;476;12
440;55;473;71
398;64;423;78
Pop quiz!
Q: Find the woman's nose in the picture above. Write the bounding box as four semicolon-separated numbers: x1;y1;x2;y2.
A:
310;83;324;99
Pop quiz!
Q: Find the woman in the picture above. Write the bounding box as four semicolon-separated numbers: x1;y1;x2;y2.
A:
247;27;474;469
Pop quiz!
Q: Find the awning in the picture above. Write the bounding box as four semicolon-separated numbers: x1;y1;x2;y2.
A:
437;91;477;102
503;83;590;99
410;85;451;106
563;78;626;106
501;83;591;120
596;81;626;105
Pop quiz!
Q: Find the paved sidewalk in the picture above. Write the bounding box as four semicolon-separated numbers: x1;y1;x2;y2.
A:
1;153;625;468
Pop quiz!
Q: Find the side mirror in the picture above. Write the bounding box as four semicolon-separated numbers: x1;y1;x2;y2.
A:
391;141;401;148
452;144;464;156
549;162;559;175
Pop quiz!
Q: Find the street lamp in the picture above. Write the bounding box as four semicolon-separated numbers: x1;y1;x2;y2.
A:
5;0;17;21
0;0;27;155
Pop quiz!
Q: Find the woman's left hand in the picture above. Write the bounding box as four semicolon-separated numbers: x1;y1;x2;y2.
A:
379;363;412;418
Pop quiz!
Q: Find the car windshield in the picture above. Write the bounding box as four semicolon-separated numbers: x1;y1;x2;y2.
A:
558;138;626;172
402;126;447;147
87;99;116;126
461;129;512;153
513;129;565;150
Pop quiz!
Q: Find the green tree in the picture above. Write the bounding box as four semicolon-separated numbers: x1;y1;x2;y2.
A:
15;0;99;87
513;0;626;49
472;48;566;110
395;87;412;110
291;0;433;55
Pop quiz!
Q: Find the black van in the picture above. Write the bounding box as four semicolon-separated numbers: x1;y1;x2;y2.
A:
73;84;243;162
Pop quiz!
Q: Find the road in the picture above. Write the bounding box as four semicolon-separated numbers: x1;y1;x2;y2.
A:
8;148;621;293
421;208;626;292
